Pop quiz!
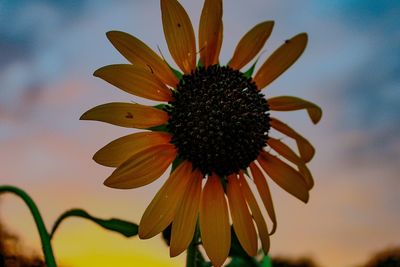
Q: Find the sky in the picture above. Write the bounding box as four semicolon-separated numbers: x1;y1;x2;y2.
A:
1;0;400;266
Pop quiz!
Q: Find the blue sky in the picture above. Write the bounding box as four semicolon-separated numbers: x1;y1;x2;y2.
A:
1;1;399;266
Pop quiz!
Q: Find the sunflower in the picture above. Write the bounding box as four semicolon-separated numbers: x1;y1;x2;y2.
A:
81;0;321;266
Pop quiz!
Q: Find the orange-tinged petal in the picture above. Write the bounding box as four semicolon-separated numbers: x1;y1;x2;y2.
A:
258;151;309;203
267;137;314;190
170;170;202;257
104;144;176;189
270;117;315;162
213;20;224;65
268;96;322;124
106;31;178;87
298;163;314;190
199;0;223;67
249;162;277;235
229;21;274;70
161;0;196;74
139;161;193;239
267;137;304;166
200;174;230;267
80;102;169;129
93;132;171;167
238;172;270;253
94;64;172;101
227;175;258;256
254;33;308;89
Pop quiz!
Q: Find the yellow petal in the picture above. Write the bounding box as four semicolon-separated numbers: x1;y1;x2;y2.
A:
267;137;304;166
238;172;270;253
161;0;196;74
170;170;202;257
254;33;308;89
268;96;322;124
258;151;309;203
106;31;178;87
200;174;230;267
227;175;258;257
94;64;172;101
199;0;223;67
249;162;277;235
80;102;169;129
93;132;172;167
139;160;193;239
270;117;315;162
104;144;176;189
229;21;274;70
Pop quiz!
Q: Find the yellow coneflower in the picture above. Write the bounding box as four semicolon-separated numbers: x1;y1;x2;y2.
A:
81;0;321;266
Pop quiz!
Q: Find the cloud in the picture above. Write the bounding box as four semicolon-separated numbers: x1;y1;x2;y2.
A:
332;5;400;163
0;0;90;117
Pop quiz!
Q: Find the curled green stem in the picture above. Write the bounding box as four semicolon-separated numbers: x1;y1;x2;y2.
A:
0;185;57;267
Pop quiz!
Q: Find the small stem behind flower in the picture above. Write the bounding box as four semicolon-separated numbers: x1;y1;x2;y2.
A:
186;221;201;267
0;185;57;267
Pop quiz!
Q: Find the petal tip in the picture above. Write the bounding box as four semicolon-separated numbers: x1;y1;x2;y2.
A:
299;32;308;39
93;67;104;77
297;32;309;48
79;111;89;120
92;153;102;165
302;192;310;204
312;107;323;124
106;30;119;40
169;248;182;258
103;178;113;187
269;224;277;236
293;32;308;43
266;20;275;27
103;175;129;189
138;227;150;240
103;176;118;188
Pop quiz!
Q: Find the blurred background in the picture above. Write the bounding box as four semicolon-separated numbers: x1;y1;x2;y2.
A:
1;0;399;266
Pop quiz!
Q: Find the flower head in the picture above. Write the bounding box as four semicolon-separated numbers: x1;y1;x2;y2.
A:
81;0;322;266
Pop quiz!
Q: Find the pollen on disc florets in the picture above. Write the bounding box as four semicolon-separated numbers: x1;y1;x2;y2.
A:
166;65;270;177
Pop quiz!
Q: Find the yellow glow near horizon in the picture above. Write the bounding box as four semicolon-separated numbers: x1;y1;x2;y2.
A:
52;223;185;267
60;253;181;267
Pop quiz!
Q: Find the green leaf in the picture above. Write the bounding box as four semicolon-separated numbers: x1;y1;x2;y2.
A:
157;45;183;80
170;66;183;80
162;223;172;246
226;258;259;267
243;57;261;79
261;255;272;267
50;209;138;239
171;156;184;173
228;228;261;266
197;251;211;267
147;124;169;132
147;105;170;132
197;58;204;68
200;262;212;267
153;103;169;110
221;176;228;193
229;227;249;258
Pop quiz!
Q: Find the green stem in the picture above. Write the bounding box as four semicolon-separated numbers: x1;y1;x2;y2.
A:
186;224;200;267
0;185;57;267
